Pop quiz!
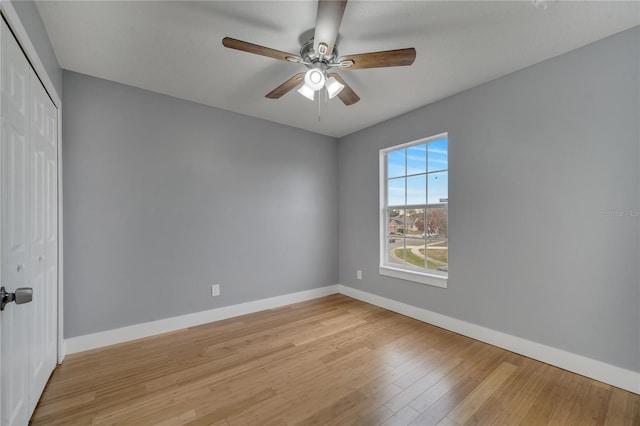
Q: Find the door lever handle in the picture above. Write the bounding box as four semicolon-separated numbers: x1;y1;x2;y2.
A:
0;286;33;311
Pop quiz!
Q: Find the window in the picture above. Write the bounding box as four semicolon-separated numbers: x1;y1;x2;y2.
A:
379;133;448;287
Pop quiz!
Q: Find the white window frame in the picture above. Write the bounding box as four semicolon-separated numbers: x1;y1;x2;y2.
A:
379;132;448;288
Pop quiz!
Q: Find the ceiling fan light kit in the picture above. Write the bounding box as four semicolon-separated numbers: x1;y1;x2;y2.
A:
297;67;344;101
222;0;416;107
304;68;326;91
297;83;316;101
325;76;345;99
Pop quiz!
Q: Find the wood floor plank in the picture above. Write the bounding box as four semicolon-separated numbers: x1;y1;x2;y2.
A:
294;390;368;425
470;359;549;425
381;405;421;426
546;373;590;426
519;366;575;425
30;295;639;426
446;361;518;424
565;379;614;425
604;387;640;426
384;338;489;414
384;355;465;413
408;344;506;414
408;376;480;426
354;404;395;425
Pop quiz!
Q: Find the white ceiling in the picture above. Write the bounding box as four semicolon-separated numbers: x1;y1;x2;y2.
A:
36;1;639;138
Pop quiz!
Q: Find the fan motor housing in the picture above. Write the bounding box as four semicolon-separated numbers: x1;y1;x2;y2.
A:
300;39;338;68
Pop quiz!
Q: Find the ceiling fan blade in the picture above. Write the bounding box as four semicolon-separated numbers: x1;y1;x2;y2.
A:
339;48;416;70
222;37;302;63
313;0;347;57
265;73;305;99
328;73;360;106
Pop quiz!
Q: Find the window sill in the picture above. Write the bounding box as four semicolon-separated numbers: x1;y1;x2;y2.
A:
379;265;448;288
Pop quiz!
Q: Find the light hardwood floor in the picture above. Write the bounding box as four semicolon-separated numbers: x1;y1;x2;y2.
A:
31;294;639;425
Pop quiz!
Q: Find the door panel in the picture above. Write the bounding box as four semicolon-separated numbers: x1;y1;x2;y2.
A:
28;69;57;414
1;20;31;426
1;19;58;424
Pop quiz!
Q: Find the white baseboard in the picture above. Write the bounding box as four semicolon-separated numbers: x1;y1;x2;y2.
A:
338;284;640;394
64;285;339;355
64;282;638;394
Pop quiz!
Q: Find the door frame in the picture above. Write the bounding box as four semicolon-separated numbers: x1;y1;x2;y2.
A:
0;0;64;375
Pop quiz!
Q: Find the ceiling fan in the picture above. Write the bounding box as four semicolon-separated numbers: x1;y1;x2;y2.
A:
222;0;416;106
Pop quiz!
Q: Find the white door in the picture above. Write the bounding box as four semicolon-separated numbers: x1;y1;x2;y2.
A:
0;18;58;425
1;18;31;426
28;67;57;415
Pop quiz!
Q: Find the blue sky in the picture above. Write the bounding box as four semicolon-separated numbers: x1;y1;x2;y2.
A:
387;137;448;206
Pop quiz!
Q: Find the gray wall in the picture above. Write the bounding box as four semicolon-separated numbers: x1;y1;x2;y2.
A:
9;0;62;98
338;27;640;372
62;71;338;338
62;24;639;373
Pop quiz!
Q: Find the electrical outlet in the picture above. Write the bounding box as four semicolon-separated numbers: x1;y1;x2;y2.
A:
211;284;220;297
357;270;362;280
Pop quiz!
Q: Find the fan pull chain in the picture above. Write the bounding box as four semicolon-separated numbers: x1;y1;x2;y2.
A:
324;87;328;110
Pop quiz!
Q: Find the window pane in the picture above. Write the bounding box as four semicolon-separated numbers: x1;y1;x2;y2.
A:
388;177;405;206
387;149;405;178
427;245;448;272
387;209;404;236
405;238;426;269
427;171;448;204
404;208;424;238
387;238;405;266
428;138;448;172
426;205;448;239
426;205;448;272
407;144;427;175
381;134;449;281
406;174;426;205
